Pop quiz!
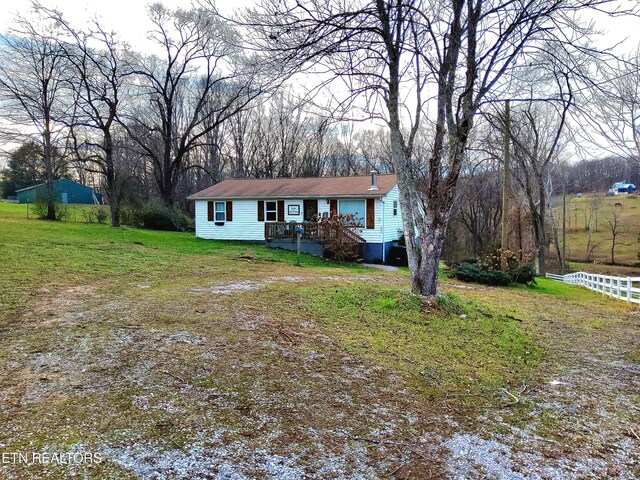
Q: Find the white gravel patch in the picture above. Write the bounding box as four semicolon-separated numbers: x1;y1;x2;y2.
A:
102;430;380;479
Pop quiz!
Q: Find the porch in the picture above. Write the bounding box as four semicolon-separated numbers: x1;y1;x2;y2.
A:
264;221;366;260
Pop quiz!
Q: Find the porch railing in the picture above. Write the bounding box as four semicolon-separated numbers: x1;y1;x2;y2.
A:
264;221;366;244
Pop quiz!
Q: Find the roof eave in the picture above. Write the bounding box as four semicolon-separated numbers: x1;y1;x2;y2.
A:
187;193;390;201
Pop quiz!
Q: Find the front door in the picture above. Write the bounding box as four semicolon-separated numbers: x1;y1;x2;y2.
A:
303;199;318;221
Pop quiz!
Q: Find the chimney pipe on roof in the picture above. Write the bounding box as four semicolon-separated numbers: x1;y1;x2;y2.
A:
369;169;379;191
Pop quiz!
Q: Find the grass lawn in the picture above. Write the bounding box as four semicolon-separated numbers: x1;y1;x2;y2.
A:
0;202;638;479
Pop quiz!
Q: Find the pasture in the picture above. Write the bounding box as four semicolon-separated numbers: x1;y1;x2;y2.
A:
556;193;640;266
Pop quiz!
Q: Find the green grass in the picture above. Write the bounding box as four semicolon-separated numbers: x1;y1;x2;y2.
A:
0;202;593;407
0;202;356;322
513;276;597;300
285;284;543;401
1;200;639;477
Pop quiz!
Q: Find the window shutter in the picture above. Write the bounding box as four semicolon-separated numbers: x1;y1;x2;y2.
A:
207;201;214;221
277;200;285;222
329;199;338;217
366;198;375;229
257;201;264;221
226;201;233;222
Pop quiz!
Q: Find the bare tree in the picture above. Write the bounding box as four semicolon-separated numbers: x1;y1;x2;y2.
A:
507;100;570;274
123;3;265;205
582;48;640;163
452;165;503;257
584;193;605;259
356;128;394;173
603;207;628;264
563;155;639;193
245;0;626;295
0;9;69;219
40;6;129;226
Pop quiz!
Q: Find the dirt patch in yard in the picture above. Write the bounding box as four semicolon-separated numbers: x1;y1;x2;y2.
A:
453;285;640;479
27;284;97;326
0;276;451;479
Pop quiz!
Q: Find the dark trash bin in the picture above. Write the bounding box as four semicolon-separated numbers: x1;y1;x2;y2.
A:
389;245;408;266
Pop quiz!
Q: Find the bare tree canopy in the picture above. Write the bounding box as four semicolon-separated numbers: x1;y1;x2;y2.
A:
121;2;268;206
244;0;637;295
580;48;640;162
0;9;71;219
34;3;131;226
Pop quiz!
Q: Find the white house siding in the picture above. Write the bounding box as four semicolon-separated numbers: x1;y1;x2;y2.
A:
381;185;403;243
328;197;384;243
195;199;265;241
284;199;303;222
195;195;394;245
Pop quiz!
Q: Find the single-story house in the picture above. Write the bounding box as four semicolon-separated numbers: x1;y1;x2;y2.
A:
611;182;637;195
187;173;403;263
16;179;102;204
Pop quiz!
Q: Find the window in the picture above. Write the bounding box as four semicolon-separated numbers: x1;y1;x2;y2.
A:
265;201;277;222
214;201;226;222
303;199;318;221
338;199;365;225
393;200;398;216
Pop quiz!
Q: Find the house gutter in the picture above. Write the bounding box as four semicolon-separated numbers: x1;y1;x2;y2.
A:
186;194;388;200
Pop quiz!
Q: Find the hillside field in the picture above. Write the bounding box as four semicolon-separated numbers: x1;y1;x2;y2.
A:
0;202;638;479
553;192;640;266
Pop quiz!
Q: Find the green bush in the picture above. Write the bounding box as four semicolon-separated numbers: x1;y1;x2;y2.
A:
139;201;193;232
81;207;96;223
171;206;193;232
96;207;109;224
450;262;512;286
477;249;537;286
31;195;51;219
510;263;536;285
55;204;70;221
119;205;141;226
31;197;69;221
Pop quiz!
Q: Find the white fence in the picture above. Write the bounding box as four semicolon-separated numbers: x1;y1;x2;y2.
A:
546;272;640;304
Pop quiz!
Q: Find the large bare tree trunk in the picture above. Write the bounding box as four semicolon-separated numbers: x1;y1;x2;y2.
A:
417;213;448;297
43;119;56;220
532;213;546;275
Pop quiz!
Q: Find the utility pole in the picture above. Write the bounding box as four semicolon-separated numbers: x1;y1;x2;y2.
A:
501;100;511;271
562;183;567;273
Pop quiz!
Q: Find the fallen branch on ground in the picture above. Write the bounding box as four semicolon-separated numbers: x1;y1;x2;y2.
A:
162;369;187;384
501;385;527;407
278;329;295;343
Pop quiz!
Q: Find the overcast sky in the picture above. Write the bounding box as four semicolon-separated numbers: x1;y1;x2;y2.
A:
1;0;636;53
1;0;639;161
0;0;254;51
